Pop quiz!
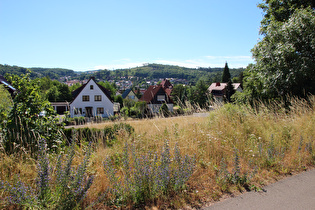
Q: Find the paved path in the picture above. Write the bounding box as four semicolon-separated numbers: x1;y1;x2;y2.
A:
203;169;315;210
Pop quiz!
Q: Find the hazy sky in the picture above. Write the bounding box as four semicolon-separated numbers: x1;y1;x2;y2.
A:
0;0;263;71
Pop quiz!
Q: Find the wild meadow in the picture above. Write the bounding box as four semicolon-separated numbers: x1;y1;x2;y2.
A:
0;96;315;209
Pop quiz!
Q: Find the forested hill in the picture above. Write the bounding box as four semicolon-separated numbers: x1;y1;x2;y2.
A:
0;64;76;80
0;63;244;83
80;63;245;84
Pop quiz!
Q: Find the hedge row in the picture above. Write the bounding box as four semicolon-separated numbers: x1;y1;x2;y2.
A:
62;123;134;146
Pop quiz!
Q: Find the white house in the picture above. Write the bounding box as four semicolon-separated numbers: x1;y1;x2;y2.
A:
70;77;114;118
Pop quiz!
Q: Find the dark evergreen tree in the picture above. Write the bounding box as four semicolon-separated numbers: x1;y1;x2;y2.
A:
222;62;231;83
226;80;235;102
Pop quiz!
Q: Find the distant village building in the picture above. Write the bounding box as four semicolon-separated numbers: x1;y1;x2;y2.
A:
50;102;70;115
139;79;174;113
208;82;242;102
160;79;173;96
121;88;139;101
69;77;114;118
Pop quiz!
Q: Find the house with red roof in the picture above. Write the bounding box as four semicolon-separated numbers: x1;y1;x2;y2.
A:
160;79;173;96
69;77;113;118
139;84;174;113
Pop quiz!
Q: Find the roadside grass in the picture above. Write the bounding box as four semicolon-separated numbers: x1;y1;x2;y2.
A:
1;96;314;208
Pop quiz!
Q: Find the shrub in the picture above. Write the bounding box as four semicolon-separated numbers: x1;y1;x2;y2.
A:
63;123;134;146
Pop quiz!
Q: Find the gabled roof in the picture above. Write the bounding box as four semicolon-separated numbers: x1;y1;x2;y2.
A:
71;77;112;103
161;79;172;89
161;79;173;96
208;82;242;92
121;88;132;99
140;85;174;104
140;85;162;103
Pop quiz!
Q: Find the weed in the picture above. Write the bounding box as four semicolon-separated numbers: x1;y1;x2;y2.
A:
0;139;93;209
101;140;196;208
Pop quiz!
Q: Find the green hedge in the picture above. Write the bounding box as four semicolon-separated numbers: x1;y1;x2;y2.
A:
62;123;134;146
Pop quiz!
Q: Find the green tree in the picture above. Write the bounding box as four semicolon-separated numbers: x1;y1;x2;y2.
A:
189;80;209;108
99;81;116;99
114;95;123;108
0;85;13;124
57;83;72;102
249;8;315;99
225;80;236;102
171;84;188;105
4;73;62;154
47;85;59;102
222;62;231;83
258;0;315;34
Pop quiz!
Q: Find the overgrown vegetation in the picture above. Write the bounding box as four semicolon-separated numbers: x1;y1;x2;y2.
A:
1;96;314;208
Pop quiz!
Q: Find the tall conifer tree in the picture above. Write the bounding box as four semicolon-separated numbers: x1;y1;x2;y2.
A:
222;62;231;83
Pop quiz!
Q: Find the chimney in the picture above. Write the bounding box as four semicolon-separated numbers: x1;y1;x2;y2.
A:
216;82;220;86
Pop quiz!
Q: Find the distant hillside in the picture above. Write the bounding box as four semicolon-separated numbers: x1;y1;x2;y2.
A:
0;64;77;80
79;63;245;85
0;63;244;84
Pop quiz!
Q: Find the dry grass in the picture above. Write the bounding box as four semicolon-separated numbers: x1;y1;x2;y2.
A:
1;96;315;208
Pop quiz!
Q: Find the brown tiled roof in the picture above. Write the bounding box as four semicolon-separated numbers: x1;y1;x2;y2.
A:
139;85;162;103
161;79;172;89
140;85;174;104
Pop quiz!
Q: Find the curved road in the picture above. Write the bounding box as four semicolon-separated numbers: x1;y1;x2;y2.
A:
203;169;315;210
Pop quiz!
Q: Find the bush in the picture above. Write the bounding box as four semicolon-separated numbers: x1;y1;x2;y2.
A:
63;123;134;146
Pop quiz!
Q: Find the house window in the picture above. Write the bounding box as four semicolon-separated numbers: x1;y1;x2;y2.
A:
82;95;90;101
90;85;94;90
95;95;102;101
157;95;165;101
97;107;104;114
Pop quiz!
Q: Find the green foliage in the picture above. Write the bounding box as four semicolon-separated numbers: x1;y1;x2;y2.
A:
63;123;134;146
0;85;13;124
114;95;123;108
102;141;196;207
226;80;236;102
0;139;94;209
98;81;117;99
188;79;209;108
171;84;188;105
258;0;315;34
250;8;315;100
221;62;231;83
239;4;315;103
159;103;171;117
3;73;63;154
38;77;72;102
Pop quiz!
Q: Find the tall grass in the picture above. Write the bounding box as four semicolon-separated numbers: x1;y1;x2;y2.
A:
0;96;314;208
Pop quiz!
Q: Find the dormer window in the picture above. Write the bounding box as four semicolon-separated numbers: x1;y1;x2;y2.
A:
90;85;94;90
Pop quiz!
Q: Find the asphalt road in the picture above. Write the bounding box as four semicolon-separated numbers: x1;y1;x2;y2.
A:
203;169;315;210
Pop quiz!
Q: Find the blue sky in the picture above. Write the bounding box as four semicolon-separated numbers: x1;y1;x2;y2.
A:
0;0;263;71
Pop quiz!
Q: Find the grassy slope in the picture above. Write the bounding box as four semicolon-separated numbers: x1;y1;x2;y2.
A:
1;97;315;208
